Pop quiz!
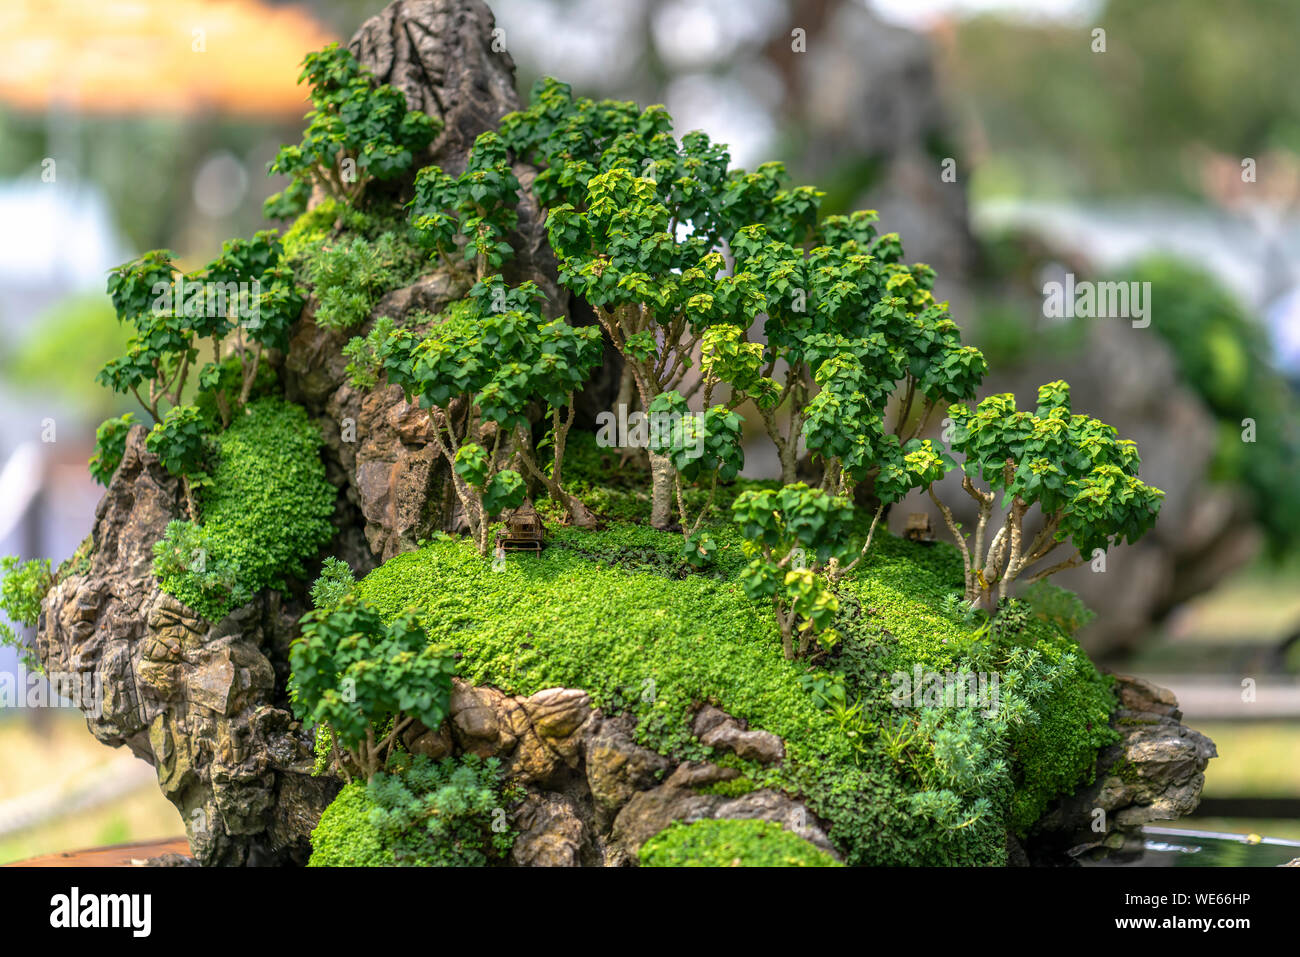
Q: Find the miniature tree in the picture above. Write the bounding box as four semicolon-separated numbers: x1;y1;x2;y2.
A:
345;277;604;547
645;390;745;558
289;597;457;781
145;404;212;519
98;233;303;430
98;250;194;422
409;131;521;280
200;231;305;408
721;224;987;487
926;381;1165;609
265;43;441;218
731;484;858;659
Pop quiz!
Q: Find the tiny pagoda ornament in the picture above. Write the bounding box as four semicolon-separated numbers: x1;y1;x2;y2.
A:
496;499;546;553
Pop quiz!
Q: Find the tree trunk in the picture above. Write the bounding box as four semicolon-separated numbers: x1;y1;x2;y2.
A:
648;450;675;529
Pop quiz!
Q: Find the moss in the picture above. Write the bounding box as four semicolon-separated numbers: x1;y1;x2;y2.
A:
1110;757;1142;785
995;622;1119;834
155;397;337;620
281;199;341;261
350;518;1115;865
698;776;757;798
307;781;395;867
638;819;843;867
309;754;519;867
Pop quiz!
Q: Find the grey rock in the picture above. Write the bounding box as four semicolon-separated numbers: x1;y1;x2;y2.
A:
36;428;337;865
1025;673;1216;864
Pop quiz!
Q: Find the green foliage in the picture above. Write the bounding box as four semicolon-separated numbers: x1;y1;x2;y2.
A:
266;43;440;216
951;617;1120;834
350;526;1114;865
1023;581;1095;636
348;277;604;549
281;199;341;260
303;231;422;331
310;557;356;610
88;413;137;486
731;483;857;658
638;819;843;867
910;380;1166;605
289;596;458;779
145;404;212;480
151;399;335;621
98;233;304;426
309;754;519;867
306;781;394;867
0;556;53;672
409;131;520;277
152;520;250;619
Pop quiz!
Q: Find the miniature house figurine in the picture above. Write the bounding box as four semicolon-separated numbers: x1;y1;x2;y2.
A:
497;500;546;552
904;512;935;543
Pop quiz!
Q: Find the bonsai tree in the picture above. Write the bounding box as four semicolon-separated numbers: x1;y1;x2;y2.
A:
645;390;745;558
927;381;1165;609
731;483;858;659
409;131;521;280
289;596;457;781
98;232;303;428
200;231;305;409
502;81;819;527
145;404;213;519
265;43;441;217
98;250;194;422
345;277;604;547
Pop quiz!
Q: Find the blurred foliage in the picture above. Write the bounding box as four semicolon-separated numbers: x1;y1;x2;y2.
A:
1125;257;1300;556
950;0;1300;199
3;294;133;419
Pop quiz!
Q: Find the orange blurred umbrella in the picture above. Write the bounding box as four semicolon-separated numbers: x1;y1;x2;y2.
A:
0;0;337;116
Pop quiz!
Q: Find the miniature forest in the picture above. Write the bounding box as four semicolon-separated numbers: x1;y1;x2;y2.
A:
6;0;1210;868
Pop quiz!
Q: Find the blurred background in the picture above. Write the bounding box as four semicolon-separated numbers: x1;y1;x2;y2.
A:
1;0;1297;863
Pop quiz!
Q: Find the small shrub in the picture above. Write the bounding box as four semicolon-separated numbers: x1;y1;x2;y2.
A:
304;232;420;331
309;754;520;867
0;556;53;672
289;596;457;779
310;557;356;610
88;413;136;486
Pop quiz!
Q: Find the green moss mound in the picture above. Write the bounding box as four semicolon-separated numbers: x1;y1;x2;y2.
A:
308;781;394;867
154;397;336;620
351;520;1117;865
309;754;519;867
639;819;843;867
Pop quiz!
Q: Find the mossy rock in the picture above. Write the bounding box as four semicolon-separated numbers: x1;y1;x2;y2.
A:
344;520;1117;866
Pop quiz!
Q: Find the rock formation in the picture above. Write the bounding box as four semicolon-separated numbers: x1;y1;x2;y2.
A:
36;428;337;865
400;680;836;866
1022;673;1218;865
